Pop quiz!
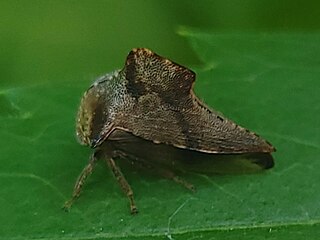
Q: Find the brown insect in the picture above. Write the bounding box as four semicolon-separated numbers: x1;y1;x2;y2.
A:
63;48;275;214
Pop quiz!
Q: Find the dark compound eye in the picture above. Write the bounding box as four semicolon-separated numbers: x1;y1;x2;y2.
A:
76;84;109;146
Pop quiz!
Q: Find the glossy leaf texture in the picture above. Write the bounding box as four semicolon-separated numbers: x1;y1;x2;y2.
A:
0;31;319;239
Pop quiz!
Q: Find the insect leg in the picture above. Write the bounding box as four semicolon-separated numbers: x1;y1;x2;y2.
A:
106;157;138;214
154;167;196;192
118;153;196;193
63;151;99;211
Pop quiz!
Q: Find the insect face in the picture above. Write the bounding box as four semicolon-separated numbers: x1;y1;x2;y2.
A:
76;71;125;147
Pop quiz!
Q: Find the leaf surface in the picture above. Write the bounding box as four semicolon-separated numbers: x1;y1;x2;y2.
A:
1;30;319;239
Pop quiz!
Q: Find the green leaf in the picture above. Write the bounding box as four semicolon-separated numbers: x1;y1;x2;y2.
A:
1;31;319;240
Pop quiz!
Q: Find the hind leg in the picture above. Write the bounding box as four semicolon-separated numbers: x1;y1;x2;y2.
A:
114;150;195;192
148;164;196;192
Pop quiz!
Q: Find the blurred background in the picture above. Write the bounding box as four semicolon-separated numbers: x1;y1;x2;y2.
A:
1;2;320;237
1;0;320;88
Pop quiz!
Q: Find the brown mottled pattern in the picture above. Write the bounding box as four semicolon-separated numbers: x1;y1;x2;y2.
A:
71;49;275;214
111;48;275;154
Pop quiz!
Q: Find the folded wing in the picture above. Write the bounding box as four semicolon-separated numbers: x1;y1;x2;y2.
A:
115;48;275;154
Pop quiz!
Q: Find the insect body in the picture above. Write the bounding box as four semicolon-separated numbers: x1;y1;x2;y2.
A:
64;48;275;214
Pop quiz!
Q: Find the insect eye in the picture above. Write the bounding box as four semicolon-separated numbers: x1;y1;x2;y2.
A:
76;85;108;146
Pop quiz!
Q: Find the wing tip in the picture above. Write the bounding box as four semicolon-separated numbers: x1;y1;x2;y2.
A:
248;153;275;169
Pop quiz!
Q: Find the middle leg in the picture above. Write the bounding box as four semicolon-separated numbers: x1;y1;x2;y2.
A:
105;157;138;214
